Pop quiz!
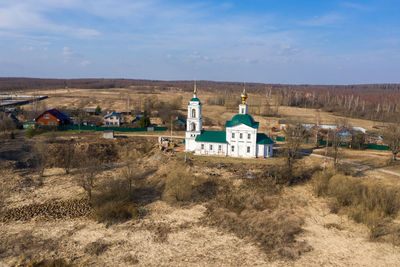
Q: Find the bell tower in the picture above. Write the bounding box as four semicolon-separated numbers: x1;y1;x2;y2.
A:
185;81;202;151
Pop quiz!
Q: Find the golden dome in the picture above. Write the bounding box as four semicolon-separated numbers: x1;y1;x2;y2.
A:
240;87;248;104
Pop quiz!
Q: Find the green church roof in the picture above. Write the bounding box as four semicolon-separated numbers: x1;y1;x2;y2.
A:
256;133;274;145
225;114;259;129
190;97;200;102
195;130;227;143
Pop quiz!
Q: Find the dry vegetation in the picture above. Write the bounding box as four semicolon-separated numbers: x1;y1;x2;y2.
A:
1;84;400;266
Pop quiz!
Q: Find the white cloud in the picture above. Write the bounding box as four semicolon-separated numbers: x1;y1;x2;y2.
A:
300;13;344;27
0;2;100;39
63;46;74;56
80;60;91;66
340;2;372;11
22;46;35;51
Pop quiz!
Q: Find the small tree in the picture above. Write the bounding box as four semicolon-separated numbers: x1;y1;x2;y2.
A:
95;105;102;115
382;125;400;162
0;116;15;134
32;141;48;179
58;140;76;174
282;123;309;173
139;111;151;128
77;160;101;200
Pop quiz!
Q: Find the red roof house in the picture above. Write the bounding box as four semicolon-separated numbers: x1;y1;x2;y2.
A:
35;109;73;126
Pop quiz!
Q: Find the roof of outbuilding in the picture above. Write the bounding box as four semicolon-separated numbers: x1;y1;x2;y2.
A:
226;114;259;129
256;133;274;145
195;130;227;143
104;112;121;119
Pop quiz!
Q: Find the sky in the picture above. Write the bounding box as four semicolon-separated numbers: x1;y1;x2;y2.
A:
0;0;399;84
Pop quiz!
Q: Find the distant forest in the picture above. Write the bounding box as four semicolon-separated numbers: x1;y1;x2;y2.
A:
1;77;400;123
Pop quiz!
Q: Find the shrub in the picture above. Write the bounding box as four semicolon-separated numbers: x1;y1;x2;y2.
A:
204;177;309;259
313;171;400;240
91;179;138;223
84;240;110;256
25;128;37;138
162;167;194;203
311;170;335;196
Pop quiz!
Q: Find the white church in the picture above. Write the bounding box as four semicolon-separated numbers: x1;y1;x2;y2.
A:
185;83;274;158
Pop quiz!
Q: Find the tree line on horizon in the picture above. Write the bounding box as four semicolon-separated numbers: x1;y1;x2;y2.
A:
1;77;400;122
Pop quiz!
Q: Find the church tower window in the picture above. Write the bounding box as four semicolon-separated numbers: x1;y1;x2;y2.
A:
192;109;196;118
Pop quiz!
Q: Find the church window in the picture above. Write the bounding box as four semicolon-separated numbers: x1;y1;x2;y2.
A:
191;122;196;131
192;109;196;118
201;144;204;149
231;146;234;152
241;108;244;113
240;133;243;139
218;145;222;151
247;146;250;153
248;133;251;139
232;133;235;139
210;144;213;150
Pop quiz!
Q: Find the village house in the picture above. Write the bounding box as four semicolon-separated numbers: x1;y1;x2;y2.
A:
35;108;72;126
104;112;121;126
185;83;274;158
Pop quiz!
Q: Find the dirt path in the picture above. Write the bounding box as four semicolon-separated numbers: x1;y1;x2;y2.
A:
305;152;400;178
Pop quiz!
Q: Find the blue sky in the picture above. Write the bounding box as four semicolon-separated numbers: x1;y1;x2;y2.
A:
0;0;399;84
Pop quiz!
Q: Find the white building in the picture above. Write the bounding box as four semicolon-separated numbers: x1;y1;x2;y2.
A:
185;83;274;158
104;112;121;127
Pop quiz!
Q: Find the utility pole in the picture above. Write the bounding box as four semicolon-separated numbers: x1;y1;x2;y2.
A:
170;116;173;142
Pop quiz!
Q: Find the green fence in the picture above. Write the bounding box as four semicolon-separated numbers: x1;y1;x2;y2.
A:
58;125;168;132
276;137;389;151
364;144;389;151
276;136;286;141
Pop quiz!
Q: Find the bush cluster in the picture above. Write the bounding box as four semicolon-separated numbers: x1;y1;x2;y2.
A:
312;171;400;240
205;176;310;259
91;179;138;223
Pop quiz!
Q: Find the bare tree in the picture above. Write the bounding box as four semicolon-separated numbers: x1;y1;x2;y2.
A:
382;124;400;162
32;141;48;179
77;159;101;200
0;116;15;134
283;123;310;173
57;140;76;174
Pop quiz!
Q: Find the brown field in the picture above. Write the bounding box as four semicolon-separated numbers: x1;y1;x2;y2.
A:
1;86;400;266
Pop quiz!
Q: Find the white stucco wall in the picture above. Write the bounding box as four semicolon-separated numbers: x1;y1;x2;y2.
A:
195;142;227;156
226;124;257;158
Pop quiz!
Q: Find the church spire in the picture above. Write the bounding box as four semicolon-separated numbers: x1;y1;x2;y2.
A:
241;82;248;104
193;80;197;98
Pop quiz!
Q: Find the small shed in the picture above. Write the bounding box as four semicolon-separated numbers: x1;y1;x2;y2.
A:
103;130;114;139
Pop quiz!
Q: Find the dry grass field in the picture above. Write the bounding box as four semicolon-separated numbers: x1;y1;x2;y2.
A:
1;87;400;266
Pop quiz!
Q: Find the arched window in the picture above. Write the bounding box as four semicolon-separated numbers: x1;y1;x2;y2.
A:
192;109;196;118
191;122;196;131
